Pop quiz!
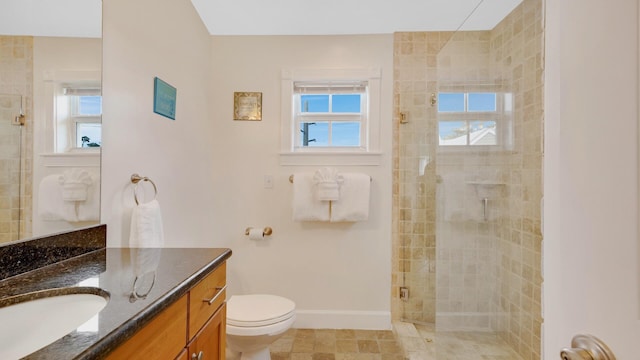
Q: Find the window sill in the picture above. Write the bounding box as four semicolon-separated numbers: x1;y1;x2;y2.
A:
279;152;383;166
39;151;100;168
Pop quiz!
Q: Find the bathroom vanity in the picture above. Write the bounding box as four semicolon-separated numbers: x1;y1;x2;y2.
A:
0;225;232;359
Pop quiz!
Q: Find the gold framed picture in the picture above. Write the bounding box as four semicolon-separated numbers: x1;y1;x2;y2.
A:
233;92;262;121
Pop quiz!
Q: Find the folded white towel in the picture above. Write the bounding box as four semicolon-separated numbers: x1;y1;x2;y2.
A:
77;174;100;221
129;199;164;248
292;172;330;221
59;169;93;201
38;174;65;221
313;167;344;201
330;173;370;222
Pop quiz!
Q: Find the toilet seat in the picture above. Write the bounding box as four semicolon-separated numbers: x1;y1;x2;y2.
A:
227;294;296;327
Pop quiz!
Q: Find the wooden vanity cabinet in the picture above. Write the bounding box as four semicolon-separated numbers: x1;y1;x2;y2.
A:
186;262;227;360
105;262;227;360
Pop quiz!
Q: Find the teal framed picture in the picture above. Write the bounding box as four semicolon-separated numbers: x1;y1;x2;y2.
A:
153;77;176;120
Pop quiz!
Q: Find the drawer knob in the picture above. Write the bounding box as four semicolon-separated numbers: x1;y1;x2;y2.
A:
191;351;204;360
202;285;227;305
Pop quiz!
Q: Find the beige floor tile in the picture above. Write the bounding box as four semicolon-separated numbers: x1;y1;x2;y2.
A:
336;339;359;353
357;340;380;353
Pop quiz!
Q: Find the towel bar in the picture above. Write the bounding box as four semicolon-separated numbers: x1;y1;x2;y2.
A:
130;173;158;205
289;174;372;183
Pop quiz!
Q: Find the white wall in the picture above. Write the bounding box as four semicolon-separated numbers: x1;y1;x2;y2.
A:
101;0;215;247
32;37;101;236
544;0;640;358
210;35;393;329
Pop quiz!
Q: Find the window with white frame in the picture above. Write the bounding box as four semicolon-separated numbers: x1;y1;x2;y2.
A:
294;81;367;149
57;85;102;151
437;91;512;150
280;68;382;165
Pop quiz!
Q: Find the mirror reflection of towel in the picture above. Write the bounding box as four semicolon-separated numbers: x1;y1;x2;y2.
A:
129;199;164;248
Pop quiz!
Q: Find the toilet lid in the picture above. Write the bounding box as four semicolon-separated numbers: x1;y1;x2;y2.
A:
227;294;296;327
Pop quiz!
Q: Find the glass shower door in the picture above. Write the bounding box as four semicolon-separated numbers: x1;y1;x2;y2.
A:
0;94;24;241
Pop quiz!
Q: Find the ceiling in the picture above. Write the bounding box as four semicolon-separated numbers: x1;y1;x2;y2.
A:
0;0;522;37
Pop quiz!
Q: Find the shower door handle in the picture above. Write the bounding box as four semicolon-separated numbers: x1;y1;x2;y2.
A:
560;334;616;360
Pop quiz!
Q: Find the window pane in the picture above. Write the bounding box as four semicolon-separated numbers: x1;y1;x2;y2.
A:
438;121;468;146
301;95;329;112
300;122;328;146
469;121;497;145
77;96;102;115
332;94;361;113
438;93;465;112
468;93;496;112
331;122;360;146
77;123;102;148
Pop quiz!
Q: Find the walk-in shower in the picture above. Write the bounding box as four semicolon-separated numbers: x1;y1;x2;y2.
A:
392;0;543;358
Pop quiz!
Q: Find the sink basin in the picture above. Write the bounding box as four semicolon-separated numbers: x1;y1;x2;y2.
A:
0;287;109;359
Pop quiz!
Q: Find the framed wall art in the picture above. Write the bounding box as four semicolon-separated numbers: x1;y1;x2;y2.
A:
233;92;262;121
153;77;177;120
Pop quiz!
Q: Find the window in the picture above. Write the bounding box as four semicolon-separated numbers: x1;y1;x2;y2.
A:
280;68;382;166
437;91;512;149
294;82;367;149
56;85;102;151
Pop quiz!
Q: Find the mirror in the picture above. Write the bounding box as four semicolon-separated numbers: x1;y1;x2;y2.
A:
0;1;102;244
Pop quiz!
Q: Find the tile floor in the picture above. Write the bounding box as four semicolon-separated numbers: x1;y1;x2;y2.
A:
268;328;405;360
263;323;523;360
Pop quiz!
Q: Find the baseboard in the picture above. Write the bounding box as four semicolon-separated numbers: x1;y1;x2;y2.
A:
293;310;391;330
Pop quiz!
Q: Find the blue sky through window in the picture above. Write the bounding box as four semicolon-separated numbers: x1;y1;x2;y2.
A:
77;96;102;115
300;94;362;147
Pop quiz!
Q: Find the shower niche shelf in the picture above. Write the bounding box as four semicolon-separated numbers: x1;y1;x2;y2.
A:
466;181;506;198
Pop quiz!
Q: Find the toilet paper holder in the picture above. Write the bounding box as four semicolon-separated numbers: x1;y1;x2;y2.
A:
244;227;273;236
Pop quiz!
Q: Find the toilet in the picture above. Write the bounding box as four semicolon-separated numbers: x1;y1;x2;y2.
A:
226;294;296;360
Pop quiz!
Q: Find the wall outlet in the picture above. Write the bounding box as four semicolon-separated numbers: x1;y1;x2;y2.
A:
400;287;409;301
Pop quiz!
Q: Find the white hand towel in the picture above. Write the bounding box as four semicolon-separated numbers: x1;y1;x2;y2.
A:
330;173;371;222
313;167;344;201
292;172;330;221
129;199;165;248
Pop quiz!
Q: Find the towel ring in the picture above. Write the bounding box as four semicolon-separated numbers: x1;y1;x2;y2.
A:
131;173;158;205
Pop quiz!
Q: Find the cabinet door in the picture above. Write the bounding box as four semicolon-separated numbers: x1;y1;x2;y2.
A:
187;302;226;360
106;296;188;360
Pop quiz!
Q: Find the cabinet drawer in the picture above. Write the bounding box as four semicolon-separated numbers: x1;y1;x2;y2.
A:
188;262;226;338
106;295;187;360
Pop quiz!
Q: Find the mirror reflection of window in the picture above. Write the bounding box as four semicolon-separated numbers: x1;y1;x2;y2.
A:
58;86;102;151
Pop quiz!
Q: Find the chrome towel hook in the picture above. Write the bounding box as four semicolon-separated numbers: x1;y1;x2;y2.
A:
130;173;158;205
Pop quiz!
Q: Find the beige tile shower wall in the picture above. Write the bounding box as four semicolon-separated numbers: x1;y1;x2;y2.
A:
392;32;453;323
0;36;33;243
490;0;544;359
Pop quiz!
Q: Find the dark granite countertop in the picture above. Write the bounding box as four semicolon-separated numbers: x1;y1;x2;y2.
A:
0;246;232;360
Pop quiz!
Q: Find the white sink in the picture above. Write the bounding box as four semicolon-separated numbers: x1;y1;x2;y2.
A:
0;287;109;359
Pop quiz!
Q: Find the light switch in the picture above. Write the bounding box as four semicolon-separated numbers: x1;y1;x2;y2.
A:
264;175;273;189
